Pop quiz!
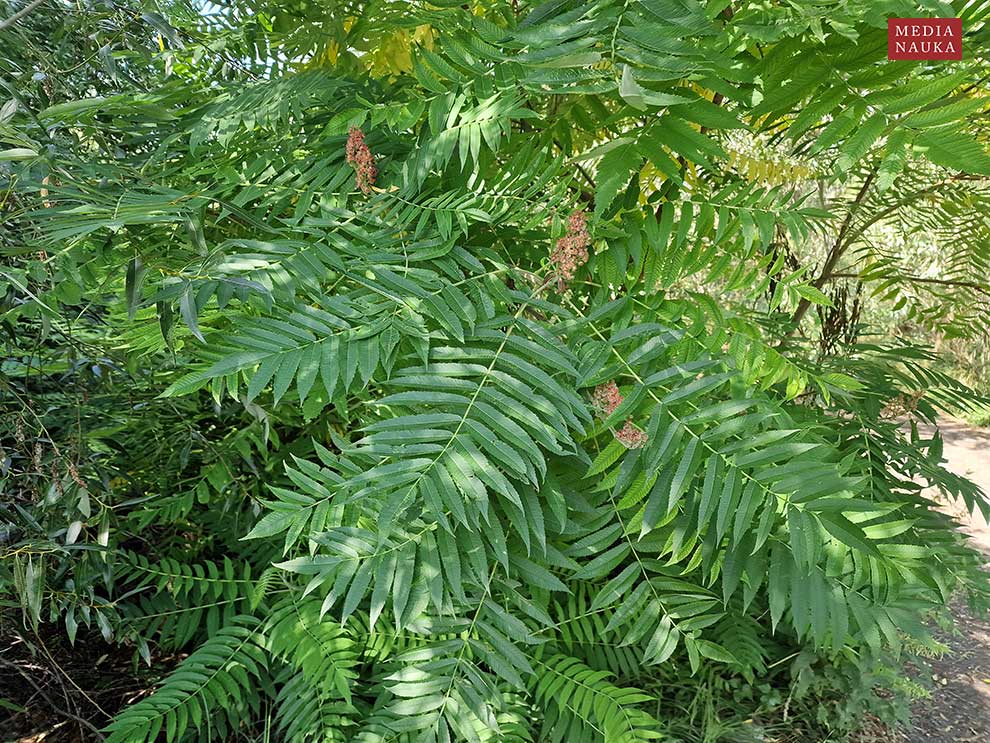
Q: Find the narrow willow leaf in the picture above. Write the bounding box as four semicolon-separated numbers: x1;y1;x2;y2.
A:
179;287;204;342
668;437;700;514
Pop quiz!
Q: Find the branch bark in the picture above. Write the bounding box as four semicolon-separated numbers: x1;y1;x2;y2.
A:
788;171;966;333
830;272;990;298
0;0;47;32
788;170;876;330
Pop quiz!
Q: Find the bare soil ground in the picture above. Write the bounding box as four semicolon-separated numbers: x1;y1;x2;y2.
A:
902;418;990;743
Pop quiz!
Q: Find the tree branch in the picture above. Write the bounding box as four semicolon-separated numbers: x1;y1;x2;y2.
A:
788;171;971;334
0;0;47;32
788;169;876;330
830;271;990;298
0;657;106;739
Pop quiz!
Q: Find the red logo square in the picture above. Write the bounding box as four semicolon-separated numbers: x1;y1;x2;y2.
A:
888;18;962;60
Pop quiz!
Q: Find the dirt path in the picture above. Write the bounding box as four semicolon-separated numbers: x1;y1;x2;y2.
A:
903;418;990;742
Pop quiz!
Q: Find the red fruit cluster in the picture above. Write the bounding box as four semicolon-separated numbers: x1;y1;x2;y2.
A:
550;210;591;281
346;127;377;194
591;381;648;449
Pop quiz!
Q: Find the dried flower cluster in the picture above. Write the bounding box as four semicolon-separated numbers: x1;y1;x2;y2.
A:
592;380;623;416
68;460;86;488
591;381;648;449
881;390;924;419
346;127;377;194
51;461;64;497
550;210;591;281
615;420;648;449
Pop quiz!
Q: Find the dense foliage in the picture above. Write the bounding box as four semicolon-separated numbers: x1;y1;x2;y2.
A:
3;0;990;740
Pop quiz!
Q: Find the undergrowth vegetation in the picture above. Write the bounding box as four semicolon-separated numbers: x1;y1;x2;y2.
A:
3;1;990;741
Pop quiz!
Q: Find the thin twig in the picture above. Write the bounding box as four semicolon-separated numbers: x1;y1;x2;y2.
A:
788;169;876;330
0;0;47;32
0;657;107;739
830;272;990;297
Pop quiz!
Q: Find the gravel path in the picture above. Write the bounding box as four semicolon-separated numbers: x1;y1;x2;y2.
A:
903;419;990;742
